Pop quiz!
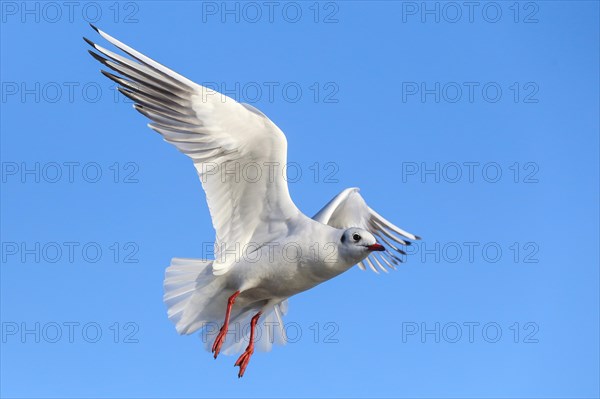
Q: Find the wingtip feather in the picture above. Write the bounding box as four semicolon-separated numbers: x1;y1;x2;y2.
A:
82;37;95;48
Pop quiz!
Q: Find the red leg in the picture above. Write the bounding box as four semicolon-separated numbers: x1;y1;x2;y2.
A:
234;311;262;378
211;290;240;359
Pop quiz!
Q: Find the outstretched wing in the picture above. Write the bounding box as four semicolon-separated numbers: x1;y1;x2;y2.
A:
313;187;420;273
85;25;299;275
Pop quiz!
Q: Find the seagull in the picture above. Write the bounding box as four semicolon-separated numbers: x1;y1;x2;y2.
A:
85;25;420;378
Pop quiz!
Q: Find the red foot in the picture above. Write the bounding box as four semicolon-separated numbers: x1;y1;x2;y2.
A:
211;290;240;359
234;311;262;378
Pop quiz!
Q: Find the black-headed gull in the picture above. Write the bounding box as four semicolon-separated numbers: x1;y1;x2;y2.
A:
85;25;420;377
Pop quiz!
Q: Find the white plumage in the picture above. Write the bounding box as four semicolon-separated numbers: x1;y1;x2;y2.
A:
86;25;420;377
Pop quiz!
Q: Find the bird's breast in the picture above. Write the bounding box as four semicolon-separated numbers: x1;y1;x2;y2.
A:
225;237;352;300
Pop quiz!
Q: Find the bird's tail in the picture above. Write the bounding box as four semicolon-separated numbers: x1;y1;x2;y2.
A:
163;257;290;354
163;257;226;335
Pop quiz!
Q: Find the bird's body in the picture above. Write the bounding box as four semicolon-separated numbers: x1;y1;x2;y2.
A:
86;25;420;377
165;207;372;343
223;219;351;299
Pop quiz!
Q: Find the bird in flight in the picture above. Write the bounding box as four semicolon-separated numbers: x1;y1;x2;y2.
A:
85;25;420;378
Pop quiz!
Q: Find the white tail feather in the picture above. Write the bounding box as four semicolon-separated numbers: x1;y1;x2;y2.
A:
164;257;224;335
163;257;290;354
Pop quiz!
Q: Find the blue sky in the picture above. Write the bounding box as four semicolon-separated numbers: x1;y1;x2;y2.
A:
1;1;598;398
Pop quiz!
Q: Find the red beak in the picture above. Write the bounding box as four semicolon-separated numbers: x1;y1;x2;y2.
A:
367;243;385;251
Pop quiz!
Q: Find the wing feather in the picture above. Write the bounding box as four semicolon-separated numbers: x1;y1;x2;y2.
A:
313;187;420;272
86;26;299;275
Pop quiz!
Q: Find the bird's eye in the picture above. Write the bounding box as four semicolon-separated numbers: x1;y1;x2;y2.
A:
352;233;361;241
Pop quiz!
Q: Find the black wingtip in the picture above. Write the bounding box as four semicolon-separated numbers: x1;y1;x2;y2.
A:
89;23;99;33
414;235;422;240
100;69;113;78
117;87;130;97
82;37;96;48
87;50;106;63
100;69;125;87
117;87;137;103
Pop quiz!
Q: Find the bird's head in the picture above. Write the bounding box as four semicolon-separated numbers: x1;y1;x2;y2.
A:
339;228;385;263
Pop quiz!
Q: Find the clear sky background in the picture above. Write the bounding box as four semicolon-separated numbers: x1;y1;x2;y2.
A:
1;1;598;398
